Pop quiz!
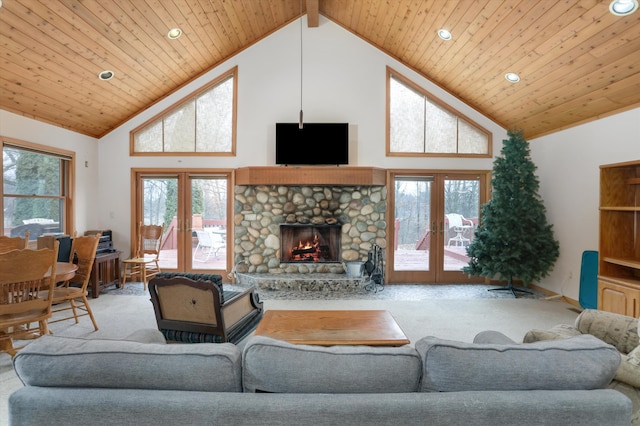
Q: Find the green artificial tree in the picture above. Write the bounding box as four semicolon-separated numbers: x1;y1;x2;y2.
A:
463;128;559;297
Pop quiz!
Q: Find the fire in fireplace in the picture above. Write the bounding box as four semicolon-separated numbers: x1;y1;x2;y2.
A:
280;224;341;263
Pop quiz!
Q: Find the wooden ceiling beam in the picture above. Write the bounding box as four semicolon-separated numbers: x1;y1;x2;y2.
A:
306;0;319;27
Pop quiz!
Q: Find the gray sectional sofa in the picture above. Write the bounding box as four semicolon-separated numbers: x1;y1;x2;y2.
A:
9;329;632;426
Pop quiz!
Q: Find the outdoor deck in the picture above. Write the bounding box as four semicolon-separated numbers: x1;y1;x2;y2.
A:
156;246;470;274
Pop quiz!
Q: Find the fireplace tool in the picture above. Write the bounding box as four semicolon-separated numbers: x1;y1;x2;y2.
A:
363;244;384;293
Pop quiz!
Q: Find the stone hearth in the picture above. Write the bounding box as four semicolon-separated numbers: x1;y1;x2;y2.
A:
237;272;364;293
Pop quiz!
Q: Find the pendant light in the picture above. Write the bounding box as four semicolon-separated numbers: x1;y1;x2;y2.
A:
298;0;304;129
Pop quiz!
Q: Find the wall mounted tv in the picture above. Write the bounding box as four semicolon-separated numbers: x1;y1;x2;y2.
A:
276;122;349;165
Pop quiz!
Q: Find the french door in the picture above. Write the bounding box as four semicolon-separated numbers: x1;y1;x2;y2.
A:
131;169;232;274
388;171;489;284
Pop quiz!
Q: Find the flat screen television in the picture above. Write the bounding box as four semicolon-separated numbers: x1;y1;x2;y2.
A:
276;123;349;165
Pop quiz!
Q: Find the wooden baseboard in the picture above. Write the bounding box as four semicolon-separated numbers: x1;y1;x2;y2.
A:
528;283;580;308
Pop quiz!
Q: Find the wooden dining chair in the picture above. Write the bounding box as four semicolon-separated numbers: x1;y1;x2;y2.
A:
121;223;164;291
0;232;29;253
45;234;101;331
0;242;59;358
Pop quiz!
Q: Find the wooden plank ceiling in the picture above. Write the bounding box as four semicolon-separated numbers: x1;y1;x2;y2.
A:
1;0;639;140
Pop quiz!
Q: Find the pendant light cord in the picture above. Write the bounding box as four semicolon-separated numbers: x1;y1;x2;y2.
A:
299;0;304;129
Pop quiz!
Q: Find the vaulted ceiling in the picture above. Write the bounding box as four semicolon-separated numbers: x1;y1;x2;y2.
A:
1;0;639;140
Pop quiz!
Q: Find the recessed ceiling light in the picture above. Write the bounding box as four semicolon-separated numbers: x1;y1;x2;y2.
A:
609;0;638;15
167;28;182;40
505;72;520;83
437;29;452;40
98;70;114;81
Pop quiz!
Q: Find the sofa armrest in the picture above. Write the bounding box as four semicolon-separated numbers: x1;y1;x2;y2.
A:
576;309;639;354
222;288;261;327
473;330;517;344
523;324;582;343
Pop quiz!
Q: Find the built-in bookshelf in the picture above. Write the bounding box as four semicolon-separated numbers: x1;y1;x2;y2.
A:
598;160;640;316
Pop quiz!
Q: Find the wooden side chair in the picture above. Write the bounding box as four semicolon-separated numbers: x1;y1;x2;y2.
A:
0;242;59;358
45;234;100;331
121;223;164;291
148;272;263;344
0;232;29;253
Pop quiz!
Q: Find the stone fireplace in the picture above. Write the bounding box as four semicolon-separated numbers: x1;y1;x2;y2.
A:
233;180;387;275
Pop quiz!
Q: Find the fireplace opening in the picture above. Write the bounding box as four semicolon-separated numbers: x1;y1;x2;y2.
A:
280;224;341;263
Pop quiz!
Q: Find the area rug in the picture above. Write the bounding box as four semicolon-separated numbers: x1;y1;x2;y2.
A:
101;281;544;300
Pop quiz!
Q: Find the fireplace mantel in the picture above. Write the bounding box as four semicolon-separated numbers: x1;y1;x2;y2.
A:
235;166;386;186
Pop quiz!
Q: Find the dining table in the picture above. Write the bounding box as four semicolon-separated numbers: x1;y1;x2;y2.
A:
49;261;78;282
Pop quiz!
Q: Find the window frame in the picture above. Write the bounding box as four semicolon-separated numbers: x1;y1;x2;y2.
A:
1;136;75;239
386;67;492;158
130;66;238;157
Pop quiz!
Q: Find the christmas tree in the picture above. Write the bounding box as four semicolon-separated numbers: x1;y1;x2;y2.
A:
463;129;559;297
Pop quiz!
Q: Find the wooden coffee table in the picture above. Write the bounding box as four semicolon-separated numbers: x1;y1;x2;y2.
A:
254;310;410;346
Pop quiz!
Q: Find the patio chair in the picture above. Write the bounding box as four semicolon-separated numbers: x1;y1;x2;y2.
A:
445;213;474;246
148;272;263;344
193;229;226;262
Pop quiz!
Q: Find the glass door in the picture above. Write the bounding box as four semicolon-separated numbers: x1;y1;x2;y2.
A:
391;176;436;283
437;174;484;282
190;176;228;271
389;171;488;284
133;170;231;275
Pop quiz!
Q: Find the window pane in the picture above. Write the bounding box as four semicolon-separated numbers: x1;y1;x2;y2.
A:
196;77;233;152
458;119;489;154
390;77;425;152
425;99;457;153
131;69;236;154
3;148;61;196
3;145;66;238
4;196;63;236
387;68;490;156
164;101;196;152
134;122;163;152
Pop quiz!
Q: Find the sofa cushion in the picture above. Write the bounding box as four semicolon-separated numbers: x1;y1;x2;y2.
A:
523;324;583;343
242;336;422;393
415;334;620;392
13;334;242;392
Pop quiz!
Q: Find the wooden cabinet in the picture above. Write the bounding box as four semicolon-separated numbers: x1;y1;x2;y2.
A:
598;277;640;317
89;251;121;298
598;160;640;315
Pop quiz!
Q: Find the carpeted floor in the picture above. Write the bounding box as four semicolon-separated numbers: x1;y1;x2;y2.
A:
0;282;578;426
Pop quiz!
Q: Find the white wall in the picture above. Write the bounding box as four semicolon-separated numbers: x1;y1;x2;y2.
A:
530;107;640;300
0;110;100;234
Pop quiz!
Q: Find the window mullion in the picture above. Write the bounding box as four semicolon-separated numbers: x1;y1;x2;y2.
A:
423;95;428;153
